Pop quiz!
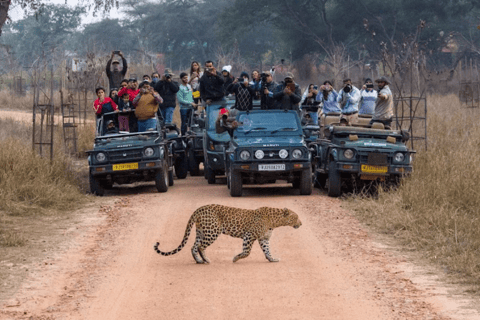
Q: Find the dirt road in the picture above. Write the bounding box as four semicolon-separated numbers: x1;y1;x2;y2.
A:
1;177;479;319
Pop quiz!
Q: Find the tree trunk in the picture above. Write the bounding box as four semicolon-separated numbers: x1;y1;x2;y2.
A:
0;0;10;36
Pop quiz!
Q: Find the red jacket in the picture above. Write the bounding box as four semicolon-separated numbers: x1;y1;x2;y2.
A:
118;87;140;102
93;97;118;115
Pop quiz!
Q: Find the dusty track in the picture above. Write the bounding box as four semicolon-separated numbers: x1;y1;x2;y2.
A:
1;177;479;319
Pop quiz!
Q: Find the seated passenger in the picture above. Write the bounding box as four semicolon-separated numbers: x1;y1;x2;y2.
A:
133;81;164;132
226;72;255;111
105;120;119;135
93;86;118;134
215;108;238;135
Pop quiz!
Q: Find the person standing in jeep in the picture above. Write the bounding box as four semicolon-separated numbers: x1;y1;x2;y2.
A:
226;72;255;111
154;69;180;124
199;60;225;104
261;70;278;110
370;76;394;129
106;51;128;91
271;72;302;111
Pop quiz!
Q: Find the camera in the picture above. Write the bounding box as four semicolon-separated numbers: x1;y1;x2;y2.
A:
165;74;171;79
313;85;318;90
205;67;213;73
344;84;352;93
222;114;228;121
366;84;374;89
114;50;120;54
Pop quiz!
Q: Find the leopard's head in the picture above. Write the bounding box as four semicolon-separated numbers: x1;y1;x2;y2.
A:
280;208;302;229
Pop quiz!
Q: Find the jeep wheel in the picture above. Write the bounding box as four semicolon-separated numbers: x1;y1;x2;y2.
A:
168;165;174;186
299;169;313;195
327;162;342;197
206;165;216;184
188;148;200;176
314;172;327;189
89;173;105;196
155;163;169;193
174;155;189;179
230;170;242;197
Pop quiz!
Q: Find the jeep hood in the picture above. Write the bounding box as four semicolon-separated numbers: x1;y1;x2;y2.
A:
94;134;161;150
336;137;409;151
233;136;305;148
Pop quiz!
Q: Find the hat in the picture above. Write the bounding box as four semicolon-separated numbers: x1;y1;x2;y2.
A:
284;72;295;80
128;78;136;82
106;120;115;125
240;71;249;79
375;76;390;84
219;108;229;116
112;59;120;64
164;68;175;76
222;65;232;73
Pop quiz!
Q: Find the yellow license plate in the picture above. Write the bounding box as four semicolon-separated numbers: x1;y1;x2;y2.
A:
113;163;139;171
361;164;388;174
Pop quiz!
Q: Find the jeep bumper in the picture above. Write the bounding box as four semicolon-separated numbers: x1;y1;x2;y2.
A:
326;162;413;176
90;160;164;176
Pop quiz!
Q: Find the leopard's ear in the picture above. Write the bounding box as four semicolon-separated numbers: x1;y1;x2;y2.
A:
283;208;290;216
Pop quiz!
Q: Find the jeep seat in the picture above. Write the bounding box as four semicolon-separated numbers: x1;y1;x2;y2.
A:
320;112;341;127
356;114;372;127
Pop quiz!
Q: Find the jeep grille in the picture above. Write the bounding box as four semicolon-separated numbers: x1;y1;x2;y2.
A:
366;153;388;165
108;149;143;162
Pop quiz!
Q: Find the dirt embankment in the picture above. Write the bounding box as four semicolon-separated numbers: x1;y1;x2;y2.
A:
1;178;479;319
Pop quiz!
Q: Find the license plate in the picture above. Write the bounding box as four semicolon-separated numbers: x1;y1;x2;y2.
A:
361;164;388;174
259;164;285;171
113;163;139;171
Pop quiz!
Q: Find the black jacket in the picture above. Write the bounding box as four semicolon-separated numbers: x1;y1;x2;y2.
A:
261;80;278;110
199;72;225;101
272;82;302;110
106;57;127;91
222;76;234;96
154;80;180;109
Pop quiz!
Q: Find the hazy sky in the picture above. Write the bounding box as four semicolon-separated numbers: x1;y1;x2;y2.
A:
9;0;124;24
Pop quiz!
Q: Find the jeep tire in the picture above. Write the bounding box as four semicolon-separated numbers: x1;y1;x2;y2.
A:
174;155;189;179
299;168;313;195
229;170;242;197
155;162;169;192
168;166;174;186
89;173;105;196
327;161;342;197
206;165;216;184
188;148;200;176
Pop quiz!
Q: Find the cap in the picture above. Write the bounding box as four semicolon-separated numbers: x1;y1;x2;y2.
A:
284;72;294;80
128;78;137;82
106;120;114;125
375;76;390;84
219;108;229;116
164;68;175;76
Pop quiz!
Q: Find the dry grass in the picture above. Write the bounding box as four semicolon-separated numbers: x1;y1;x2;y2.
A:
76;122;96;157
346;94;480;289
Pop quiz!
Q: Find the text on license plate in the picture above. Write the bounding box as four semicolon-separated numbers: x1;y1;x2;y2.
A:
113;163;139;171
259;164;285;171
361;164;388;174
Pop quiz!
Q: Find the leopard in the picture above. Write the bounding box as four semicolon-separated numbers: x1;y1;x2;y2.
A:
153;204;302;264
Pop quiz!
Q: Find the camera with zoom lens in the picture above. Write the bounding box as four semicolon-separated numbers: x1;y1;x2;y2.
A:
344;84;352;93
366;84;374;89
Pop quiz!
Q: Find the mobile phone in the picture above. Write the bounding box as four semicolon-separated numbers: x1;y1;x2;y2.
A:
313;85;318;90
114;50;120;54
287;83;295;91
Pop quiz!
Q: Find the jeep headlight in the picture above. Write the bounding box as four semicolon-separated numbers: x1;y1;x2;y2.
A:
239;150;251;160
144;147;155;157
279;149;288;159
292;149;303;159
344;149;354;159
254;150;264;159
96;152;106;163
394;152;405;163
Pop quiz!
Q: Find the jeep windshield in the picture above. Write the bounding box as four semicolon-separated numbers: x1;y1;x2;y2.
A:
235;111;300;136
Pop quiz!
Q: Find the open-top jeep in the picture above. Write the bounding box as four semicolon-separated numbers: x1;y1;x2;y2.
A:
311;114;415;197
203;99;235;184
164;123;188;180
185;109;206;176
225;109;312;197
87;112;172;196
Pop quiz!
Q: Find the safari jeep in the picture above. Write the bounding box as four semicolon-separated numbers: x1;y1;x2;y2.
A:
312;119;415;197
202;98;235;184
225;109;312;197
87;112;172;196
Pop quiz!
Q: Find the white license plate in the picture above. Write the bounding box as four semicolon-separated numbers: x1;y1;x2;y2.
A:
258;164;286;171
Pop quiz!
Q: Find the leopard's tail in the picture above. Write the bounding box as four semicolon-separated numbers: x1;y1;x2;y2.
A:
154;213;196;256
